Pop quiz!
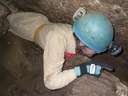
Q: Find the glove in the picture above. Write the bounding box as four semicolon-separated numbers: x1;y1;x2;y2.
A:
74;61;114;77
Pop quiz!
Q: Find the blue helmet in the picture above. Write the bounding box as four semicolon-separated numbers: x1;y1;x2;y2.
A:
73;11;113;53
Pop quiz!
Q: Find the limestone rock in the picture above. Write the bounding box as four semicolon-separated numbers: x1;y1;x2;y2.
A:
0;0;128;96
0;2;10;38
65;72;128;96
11;0;127;23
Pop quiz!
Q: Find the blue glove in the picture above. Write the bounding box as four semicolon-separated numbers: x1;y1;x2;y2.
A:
74;61;114;77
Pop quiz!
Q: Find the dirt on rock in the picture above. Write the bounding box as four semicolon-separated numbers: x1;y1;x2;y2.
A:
0;0;128;96
0;2;10;38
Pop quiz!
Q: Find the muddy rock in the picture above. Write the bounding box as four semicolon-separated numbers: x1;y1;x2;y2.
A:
0;2;10;38
11;0;127;23
0;32;44;96
1;32;43;80
0;0;128;96
66;75;115;96
66;72;128;96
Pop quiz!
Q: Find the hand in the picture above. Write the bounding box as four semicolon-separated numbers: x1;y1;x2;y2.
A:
75;61;114;77
75;63;102;77
86;64;102;76
85;61;114;76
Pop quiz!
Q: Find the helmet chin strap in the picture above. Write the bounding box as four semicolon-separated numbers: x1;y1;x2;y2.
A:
108;41;123;56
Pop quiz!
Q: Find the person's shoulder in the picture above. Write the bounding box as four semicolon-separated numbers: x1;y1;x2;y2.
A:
56;23;72;29
52;23;72;33
44;23;73;40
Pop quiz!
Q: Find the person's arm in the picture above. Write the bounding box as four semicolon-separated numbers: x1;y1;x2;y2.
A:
43;29;105;90
43;32;77;90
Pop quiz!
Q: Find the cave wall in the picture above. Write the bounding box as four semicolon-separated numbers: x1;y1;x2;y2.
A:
0;0;128;96
10;0;127;23
0;2;10;38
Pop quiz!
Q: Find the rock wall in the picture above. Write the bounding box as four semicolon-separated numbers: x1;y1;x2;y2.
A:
11;0;127;23
0;2;10;38
65;72;128;96
0;0;128;96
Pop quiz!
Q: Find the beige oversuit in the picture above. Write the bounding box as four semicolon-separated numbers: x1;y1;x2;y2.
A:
7;12;77;90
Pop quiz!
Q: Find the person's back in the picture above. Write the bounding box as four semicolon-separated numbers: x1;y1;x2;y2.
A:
7;12;76;49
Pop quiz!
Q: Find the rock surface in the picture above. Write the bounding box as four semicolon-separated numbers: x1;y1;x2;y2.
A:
0;2;10;38
0;0;128;96
11;0;127;23
65;72;128;96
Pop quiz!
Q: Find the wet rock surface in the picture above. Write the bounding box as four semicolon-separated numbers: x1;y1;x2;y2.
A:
0;2;10;38
0;32;67;96
66;73;117;96
67;72;128;96
0;0;128;96
11;0;128;23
